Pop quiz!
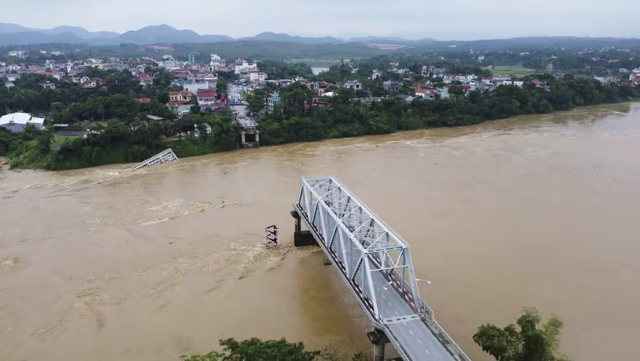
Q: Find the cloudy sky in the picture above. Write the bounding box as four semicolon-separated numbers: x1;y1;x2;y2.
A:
3;0;639;40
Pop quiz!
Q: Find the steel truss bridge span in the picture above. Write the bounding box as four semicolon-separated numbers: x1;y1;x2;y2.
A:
293;177;470;361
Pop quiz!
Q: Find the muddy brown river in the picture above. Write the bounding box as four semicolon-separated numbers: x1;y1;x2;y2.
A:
1;103;640;361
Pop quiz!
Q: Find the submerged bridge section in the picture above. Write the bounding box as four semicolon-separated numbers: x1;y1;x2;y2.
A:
292;177;469;361
131;148;178;171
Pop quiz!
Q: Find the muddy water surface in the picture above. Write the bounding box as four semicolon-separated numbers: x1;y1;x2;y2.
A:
1;103;640;360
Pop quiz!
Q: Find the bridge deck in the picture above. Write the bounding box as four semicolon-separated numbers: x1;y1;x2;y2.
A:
294;177;468;361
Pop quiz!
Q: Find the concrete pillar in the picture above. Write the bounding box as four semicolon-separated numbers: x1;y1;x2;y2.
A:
255;130;260;143
367;330;388;361
373;342;385;361
241;131;246;145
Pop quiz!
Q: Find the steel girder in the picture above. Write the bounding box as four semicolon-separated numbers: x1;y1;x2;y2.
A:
296;176;429;321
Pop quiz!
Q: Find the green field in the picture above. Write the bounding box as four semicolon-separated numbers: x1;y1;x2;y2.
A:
488;65;537;78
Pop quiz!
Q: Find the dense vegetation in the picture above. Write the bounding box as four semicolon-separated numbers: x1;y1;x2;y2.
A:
473;308;569;361
1;111;238;170
0;70;175;121
257;74;639;146
180;337;369;361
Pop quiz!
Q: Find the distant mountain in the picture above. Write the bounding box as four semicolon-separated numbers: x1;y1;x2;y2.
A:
348;36;413;44
0;31;85;46
0;23;33;34
118;25;233;44
46;26;119;39
0;22;638;51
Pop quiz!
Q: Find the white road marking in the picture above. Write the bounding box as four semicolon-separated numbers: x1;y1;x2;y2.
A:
409;330;414;335
395;311;399;315
416;339;421;344
388;302;392;306
425;349;430;355
382;294;386;299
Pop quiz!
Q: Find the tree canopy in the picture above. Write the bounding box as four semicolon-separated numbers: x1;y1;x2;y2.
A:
473;308;570;361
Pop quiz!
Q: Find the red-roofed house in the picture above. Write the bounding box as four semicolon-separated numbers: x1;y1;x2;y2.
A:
81;77;106;89
137;73;153;86
136;98;151;103
415;88;428;98
197;89;216;105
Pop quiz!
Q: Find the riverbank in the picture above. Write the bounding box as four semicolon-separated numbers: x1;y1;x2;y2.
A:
4;83;639;171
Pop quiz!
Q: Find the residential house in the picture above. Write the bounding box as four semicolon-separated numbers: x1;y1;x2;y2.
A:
168;90;192;104
395;94;414;104
343;80;362;90
197;89;216;105
249;71;267;83
383;80;400;92
414;88;428;98
547;63;554;71
81;77;105;89
39;80;56;90
136;98;151;103
234;59;258;74
371;70;383;80
0;112;45;132
432;68;446;77
137;73;153;87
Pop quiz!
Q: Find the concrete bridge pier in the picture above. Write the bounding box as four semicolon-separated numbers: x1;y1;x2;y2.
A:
290;210;318;247
367;329;389;361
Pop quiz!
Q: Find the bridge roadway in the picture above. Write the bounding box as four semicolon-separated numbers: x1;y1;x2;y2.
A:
293;177;468;361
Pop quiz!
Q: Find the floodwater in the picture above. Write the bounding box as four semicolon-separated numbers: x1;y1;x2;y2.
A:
1;103;640;361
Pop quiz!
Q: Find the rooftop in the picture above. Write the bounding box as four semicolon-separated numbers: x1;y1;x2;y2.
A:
0;112;45;126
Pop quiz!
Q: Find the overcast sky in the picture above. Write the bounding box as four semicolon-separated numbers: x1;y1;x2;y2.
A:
3;0;640;40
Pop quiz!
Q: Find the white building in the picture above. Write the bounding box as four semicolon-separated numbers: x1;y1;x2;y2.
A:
8;50;27;57
234;59;258;74
343;80;362;90
249;71;267;82
0;112;45;132
183;82;211;95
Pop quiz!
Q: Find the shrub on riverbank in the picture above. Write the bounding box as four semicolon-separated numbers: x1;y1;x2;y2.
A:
1;111;239;170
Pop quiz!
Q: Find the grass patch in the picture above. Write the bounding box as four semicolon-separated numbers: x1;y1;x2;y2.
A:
53;135;80;143
488;65;537;78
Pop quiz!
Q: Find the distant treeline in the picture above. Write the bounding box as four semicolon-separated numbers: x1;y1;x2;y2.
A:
257;74;639;145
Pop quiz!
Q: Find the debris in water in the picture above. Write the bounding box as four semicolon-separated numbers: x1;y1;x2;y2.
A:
219;199;229;208
0;256;18;272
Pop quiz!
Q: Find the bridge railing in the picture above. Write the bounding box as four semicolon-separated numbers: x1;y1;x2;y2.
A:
296;176;428;322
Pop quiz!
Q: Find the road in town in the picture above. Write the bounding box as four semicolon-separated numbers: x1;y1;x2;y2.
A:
1;103;640;361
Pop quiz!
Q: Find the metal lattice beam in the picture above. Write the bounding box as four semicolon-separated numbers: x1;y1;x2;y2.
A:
293;176;470;361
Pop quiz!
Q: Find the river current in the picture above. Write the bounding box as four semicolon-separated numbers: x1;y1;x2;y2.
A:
1;102;639;360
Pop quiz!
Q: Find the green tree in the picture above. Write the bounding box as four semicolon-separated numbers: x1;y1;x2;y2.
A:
473;308;570;361
157;91;170;104
181;338;321;361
